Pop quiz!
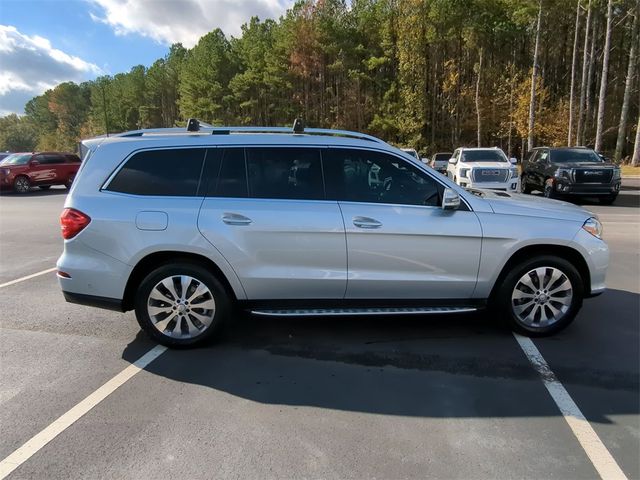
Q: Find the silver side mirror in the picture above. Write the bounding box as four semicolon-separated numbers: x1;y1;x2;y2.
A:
442;188;460;210
510;157;517;164
448;157;457;164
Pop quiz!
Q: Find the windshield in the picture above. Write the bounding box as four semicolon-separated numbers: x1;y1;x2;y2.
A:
1;154;31;165
550;149;603;163
434;153;452;161
461;150;507;162
402;149;420;161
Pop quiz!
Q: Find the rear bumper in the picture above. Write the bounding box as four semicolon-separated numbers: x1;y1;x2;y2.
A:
63;291;124;312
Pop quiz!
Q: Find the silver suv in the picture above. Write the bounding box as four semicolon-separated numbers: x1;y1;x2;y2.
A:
58;122;609;347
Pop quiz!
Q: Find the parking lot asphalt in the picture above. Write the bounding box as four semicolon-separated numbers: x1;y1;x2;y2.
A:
0;181;638;479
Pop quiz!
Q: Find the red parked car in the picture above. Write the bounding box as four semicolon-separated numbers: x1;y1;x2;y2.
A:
0;152;81;193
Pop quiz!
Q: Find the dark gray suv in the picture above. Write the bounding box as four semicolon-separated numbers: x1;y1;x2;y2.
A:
521;147;621;204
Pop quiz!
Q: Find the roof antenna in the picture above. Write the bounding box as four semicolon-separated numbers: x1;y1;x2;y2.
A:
292;118;304;134
186;118;200;132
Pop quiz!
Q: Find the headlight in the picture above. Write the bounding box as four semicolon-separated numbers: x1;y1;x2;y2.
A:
510;167;519;179
582;217;603;239
0;168;9;176
613;168;621;180
459;168;469;179
554;168;571;179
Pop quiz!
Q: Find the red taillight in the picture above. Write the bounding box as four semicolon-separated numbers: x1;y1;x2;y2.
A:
60;208;91;239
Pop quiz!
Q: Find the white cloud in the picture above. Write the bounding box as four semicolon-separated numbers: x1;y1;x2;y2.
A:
0;26;103;115
88;0;291;47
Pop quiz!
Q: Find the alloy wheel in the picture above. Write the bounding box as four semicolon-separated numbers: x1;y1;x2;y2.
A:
14;177;29;193
146;275;216;338
511;266;573;327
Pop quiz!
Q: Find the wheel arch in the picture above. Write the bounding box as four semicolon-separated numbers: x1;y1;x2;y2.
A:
489;244;590;303
122;251;240;312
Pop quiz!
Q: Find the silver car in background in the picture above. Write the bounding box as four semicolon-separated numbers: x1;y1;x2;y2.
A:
57;122;608;347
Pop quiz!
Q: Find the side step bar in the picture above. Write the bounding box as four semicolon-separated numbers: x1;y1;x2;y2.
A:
250;306;478;317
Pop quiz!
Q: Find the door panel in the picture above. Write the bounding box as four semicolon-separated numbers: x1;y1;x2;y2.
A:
197;147;347;300
29;155;56;183
198;198;347;299
339;202;482;299
322;146;482;300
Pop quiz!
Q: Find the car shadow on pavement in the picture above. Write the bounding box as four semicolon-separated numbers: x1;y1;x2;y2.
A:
121;288;638;422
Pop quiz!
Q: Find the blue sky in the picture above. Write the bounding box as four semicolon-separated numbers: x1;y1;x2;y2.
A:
0;0;293;115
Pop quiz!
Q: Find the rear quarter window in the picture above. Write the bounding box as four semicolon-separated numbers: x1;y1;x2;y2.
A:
106;148;206;196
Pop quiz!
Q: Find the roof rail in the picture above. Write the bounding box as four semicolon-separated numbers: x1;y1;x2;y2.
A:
111;119;386;144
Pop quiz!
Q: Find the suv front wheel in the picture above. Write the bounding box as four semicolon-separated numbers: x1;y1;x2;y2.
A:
496;256;583;336
134;262;230;347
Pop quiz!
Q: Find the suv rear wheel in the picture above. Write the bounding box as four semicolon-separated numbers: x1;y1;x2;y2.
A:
496;255;583;336
134;262;230;347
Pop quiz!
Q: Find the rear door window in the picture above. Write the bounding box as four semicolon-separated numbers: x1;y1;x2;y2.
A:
209;148;248;198
246;147;324;200
107;148;206;196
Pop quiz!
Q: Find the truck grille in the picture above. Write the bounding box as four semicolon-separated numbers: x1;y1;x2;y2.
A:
574;169;612;183
472;168;509;183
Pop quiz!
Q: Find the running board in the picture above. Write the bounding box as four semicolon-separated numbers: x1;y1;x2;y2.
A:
250;306;478;317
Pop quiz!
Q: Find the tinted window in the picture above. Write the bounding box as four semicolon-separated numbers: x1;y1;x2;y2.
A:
213;148;248;197
246;148;324;200
550;149;603;163
65;154;81;163
461;150;507;162
39;154;64;165
324;148;442;206
107;148;205;196
434;153;452;161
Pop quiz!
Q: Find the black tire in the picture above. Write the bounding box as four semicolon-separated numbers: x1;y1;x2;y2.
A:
39;185;51;190
494;255;584;337
543;180;558;199
13;176;30;193
598;194;617;205
134;262;231;348
520;175;532;194
65;175;75;189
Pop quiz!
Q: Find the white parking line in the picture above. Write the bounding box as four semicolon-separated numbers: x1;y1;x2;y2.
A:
514;334;628;480
0;345;167;479
0;267;57;289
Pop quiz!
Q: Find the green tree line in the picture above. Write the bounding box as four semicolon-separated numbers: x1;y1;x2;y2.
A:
1;0;638;163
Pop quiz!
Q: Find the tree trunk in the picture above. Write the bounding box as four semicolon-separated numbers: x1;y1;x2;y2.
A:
614;9;638;162
476;48;483;147
632;121;640;166
594;0;613;152
508;60;515;157
568;0;581;146
576;0;592;145
584;15;598;145
528;0;543;151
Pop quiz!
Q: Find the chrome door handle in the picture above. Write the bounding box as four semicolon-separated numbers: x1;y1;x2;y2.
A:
222;213;253;225
353;216;382;229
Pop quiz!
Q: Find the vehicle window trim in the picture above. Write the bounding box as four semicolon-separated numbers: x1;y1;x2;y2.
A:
101;146;208;197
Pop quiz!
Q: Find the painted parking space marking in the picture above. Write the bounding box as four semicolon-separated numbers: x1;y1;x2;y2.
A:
0;345;167;479
514;334;628;480
0;268;57;289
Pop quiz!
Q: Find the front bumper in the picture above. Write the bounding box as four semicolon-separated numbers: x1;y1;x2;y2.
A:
554;179;621;196
571;227;609;296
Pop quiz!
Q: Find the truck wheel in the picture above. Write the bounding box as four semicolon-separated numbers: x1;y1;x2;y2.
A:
134;262;231;348
13;176;30;193
521;175;532;194
495;255;583;337
543;180;558;199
